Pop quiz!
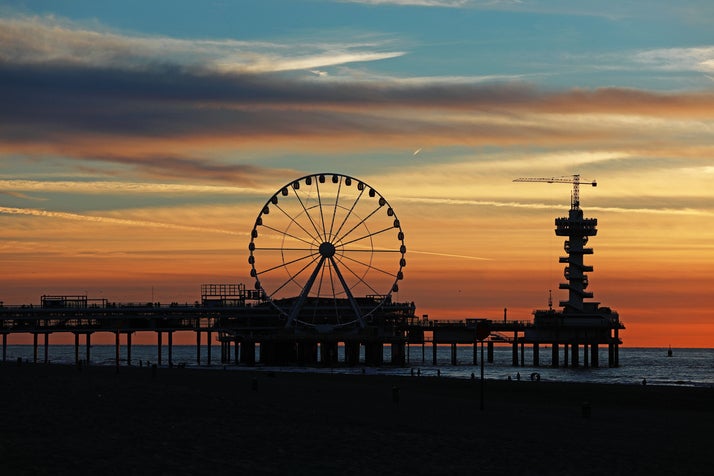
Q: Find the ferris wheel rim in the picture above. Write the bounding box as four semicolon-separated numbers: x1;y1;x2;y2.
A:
247;173;406;329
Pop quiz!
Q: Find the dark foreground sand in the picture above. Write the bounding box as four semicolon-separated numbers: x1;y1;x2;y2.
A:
1;362;711;475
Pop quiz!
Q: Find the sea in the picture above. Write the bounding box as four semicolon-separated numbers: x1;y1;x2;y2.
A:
4;344;712;387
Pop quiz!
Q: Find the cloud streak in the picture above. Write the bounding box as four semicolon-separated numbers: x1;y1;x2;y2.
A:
0;180;263;195
0;206;245;235
0;16;404;74
1;14;713;187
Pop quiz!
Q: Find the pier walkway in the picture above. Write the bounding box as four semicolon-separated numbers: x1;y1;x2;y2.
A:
0;292;622;369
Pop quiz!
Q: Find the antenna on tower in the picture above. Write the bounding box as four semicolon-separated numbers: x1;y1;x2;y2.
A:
548;289;553;310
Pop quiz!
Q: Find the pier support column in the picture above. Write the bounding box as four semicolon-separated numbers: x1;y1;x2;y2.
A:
115;331;120;368
583;343;589;368
258;341;270;364
551;343;559;368
344;341;360;366
2;333;6;362
432;341;438;366
533;343;540;367
127;333;132;366
157;331;162;366
234;339;240;364
450;343;457;366
520;342;525;367
242;340;256;365
33;333;38;363
168;331;173;367
511;340;518;367
86;333;91;364
366;342;384;366
473;342;478;365
563;343;568;367
196;331;201;366
298;341;318;365
487;342;494;363
207;331;212;366
571;343;579;368
591;344;599;368
391;342;406;366
320;341;338;366
44;333;49;364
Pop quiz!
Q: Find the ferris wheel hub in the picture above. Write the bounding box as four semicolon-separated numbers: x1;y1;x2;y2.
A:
318;241;337;258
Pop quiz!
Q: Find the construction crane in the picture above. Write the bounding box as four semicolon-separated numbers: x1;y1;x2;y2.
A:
513;174;596;209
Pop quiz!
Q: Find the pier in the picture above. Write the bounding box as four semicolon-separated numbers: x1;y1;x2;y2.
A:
0;287;622;369
1;173;624;370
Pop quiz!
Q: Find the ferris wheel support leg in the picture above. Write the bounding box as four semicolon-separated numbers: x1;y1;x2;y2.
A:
285;256;326;328
329;256;366;328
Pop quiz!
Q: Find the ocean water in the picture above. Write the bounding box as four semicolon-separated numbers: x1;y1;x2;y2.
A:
3;344;712;388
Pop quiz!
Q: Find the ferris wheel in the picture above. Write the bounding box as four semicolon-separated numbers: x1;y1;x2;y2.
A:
248;173;406;330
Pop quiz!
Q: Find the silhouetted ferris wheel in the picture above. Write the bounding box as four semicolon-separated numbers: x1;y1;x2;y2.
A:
248;173;406;330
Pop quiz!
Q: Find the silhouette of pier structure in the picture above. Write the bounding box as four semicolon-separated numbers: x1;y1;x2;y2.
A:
0;173;623;369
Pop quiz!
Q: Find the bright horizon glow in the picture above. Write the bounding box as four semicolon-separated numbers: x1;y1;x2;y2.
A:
1;1;713;347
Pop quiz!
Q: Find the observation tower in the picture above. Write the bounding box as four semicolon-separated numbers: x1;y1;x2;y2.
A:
554;179;598;313
514;175;624;367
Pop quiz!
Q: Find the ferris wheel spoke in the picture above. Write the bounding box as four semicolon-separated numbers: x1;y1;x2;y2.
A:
267;254;321;299
332;186;366;242
334;205;382;244
338;253;398;278
328;178;343;240
253;247;316;251
320;260;343;325
274;203;322;244
339;226;396;247
340;248;402;252
315;180;328;242
257;251;319;276
332;255;381;296
291;186;324;241
260;223;316;247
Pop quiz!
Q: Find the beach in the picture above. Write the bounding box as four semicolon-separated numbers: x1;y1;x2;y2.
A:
1;362;711;475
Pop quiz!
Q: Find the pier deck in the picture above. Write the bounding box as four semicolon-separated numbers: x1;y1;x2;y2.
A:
0;295;623;369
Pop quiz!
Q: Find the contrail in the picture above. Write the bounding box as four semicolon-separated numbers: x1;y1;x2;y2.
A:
397;196;714;216
0;206;245;236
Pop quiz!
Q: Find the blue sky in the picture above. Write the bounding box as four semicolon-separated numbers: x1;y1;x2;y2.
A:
4;0;713;90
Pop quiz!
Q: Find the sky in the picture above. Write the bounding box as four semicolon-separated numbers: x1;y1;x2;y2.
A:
1;0;713;347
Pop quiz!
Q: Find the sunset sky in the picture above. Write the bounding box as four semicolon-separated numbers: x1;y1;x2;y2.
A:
1;0;713;347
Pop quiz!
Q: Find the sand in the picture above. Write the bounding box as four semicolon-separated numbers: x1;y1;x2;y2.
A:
0;362;711;475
